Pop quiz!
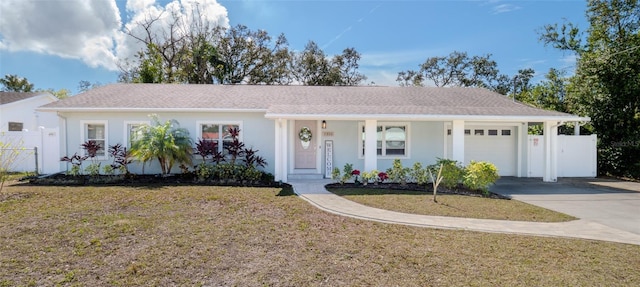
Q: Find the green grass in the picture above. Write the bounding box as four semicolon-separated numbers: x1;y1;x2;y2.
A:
0;183;638;286
328;187;577;222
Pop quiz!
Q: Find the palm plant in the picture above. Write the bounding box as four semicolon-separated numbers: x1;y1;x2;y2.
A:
130;115;193;175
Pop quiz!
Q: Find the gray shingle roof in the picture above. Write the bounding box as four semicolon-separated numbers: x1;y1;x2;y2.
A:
0;91;50;105
38;83;587;121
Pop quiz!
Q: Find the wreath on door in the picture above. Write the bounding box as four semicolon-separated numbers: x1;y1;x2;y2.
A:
298;127;312;143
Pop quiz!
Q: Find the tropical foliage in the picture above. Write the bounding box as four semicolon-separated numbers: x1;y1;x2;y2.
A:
130;115;193;175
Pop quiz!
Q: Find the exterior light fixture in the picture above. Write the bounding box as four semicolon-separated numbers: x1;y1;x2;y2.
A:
322;120;327;129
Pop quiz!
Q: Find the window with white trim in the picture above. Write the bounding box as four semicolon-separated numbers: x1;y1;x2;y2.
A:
359;122;409;158
124;121;149;148
197;121;242;154
81;121;108;159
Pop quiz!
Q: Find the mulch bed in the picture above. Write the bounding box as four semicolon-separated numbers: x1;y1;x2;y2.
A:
24;173;286;188
325;182;511;200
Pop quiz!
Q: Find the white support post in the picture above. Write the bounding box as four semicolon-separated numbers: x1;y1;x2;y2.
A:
274;119;283;182
574;122;581;135
517;123;523;177
543;121;558;182
364;119;378;172
451;120;465;164
274;119;288;182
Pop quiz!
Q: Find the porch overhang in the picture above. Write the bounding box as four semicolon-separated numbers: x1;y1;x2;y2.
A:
264;113;590;123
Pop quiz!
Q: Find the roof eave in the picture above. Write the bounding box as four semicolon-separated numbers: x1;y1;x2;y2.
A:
36;107;267;113
264;113;591;122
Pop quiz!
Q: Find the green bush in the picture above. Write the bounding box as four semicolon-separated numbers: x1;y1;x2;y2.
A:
85;163;101;177
429;158;464;189
410;162;429;185
341;163;354;184
463;161;500;194
331;167;341;183
387;159;410;184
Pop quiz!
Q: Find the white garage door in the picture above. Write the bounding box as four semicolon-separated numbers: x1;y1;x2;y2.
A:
462;126;517;176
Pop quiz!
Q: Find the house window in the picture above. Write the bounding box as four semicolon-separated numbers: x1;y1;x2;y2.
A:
8;122;23;131
124;121;149;148
360;122;408;158
474;129;484;136
502;129;512;136
464;129;471;135
81;121;107;158
488;129;498;136
197;122;241;153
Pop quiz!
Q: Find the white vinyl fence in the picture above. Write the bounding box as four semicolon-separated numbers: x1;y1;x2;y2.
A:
528;134;597;177
0;128;60;174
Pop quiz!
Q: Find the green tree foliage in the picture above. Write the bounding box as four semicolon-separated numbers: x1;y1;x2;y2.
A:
214;25;293;85
78;80;102;93
118;6;366;86
396;51;508;94
540;0;640;177
292;41;367;86
130;115;193;175
38;88;70;99
0;74;34;92
510;68;566;112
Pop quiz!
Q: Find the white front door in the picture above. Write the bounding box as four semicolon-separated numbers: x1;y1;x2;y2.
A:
294;120;317;169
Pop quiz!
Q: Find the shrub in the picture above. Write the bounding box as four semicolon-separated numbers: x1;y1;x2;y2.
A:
377;171;388;183
60;153;87;176
81;140;102;176
85;163;101;176
331;167;341;183
352;169;361;184
387;159;409;184
361;170;375;184
102;164;115;175
341;163;354;184
429;158;464;189
463;161;500;195
410;162;429;185
107;143;131;175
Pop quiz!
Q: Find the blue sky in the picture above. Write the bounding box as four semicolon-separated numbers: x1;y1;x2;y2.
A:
0;0;588;94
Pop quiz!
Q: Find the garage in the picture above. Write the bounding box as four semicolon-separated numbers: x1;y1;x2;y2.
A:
447;126;517;176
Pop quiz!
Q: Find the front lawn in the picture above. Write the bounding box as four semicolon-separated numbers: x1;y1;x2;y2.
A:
0;183;638;286
327;187;577;222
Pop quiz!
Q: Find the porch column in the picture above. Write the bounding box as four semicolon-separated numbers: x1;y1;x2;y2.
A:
274;119;288;182
543;121;558;182
364;119;378;172
451;120;465;164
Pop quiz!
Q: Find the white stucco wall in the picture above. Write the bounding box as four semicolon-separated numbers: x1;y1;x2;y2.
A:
319;120;445;174
59;111;276;175
1;95;59;132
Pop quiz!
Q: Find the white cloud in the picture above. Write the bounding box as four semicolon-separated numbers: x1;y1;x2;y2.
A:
492;4;521;14
116;0;229;69
0;0;121;69
0;0;229;71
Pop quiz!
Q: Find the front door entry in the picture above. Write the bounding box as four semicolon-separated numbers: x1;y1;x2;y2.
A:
294;120;317;169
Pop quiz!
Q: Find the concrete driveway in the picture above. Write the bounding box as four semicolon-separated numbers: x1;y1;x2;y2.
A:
492;177;640;236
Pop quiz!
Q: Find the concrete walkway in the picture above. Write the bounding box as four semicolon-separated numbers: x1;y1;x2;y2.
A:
290;179;640;246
